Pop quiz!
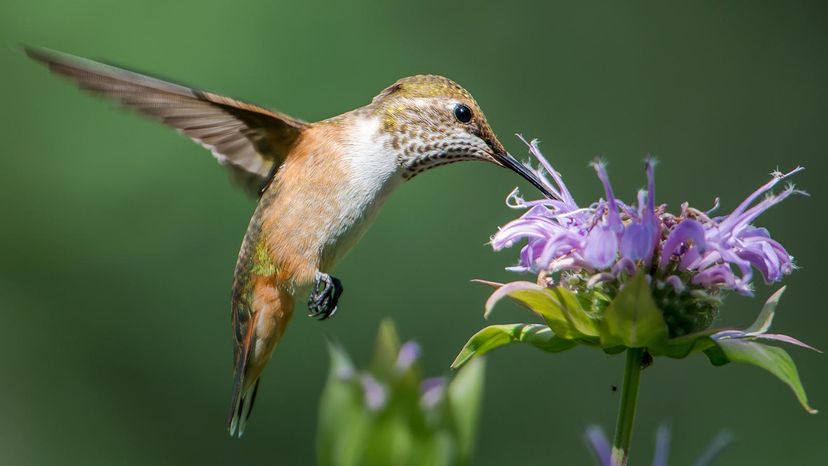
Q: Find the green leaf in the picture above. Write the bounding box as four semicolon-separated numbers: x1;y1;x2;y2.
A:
370;319;401;377
715;338;817;414
703;345;729;366
599;271;668;348
547;286;601;338
650;330;718;359
481;281;598;340
602;345;627;355
317;343;368;466
745;286;785;334
451;324;576;370
447;358;486;465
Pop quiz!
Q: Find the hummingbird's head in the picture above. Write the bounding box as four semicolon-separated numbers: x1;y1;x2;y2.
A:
371;75;553;197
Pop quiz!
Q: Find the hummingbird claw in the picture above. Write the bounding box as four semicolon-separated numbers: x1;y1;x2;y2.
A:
307;272;343;320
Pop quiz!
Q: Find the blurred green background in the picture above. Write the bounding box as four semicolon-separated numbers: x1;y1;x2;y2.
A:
1;1;825;464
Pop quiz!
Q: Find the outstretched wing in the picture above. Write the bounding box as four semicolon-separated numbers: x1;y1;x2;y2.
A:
25;46;309;196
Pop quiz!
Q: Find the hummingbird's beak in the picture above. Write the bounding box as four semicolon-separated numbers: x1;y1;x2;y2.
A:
492;151;555;199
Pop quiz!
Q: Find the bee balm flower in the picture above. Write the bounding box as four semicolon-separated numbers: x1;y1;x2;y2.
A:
453;136;816;415
491;137;803;336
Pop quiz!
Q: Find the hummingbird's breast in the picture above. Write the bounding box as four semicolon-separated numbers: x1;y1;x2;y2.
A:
320;116;402;267
258;116;402;285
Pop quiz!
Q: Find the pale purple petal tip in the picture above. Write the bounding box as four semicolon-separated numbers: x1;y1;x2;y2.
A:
591;161;623;232
420;377;446;409
664;275;686;293
652;424;671;466
757;333;822;352
585;426;612;466
360;374;387;411
395;341;421;372
692;431;734;466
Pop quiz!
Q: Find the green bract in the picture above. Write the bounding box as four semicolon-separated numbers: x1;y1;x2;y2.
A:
453;277;819;413
319;320;486;466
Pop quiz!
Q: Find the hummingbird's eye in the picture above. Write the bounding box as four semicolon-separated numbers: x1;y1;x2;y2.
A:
453;103;473;123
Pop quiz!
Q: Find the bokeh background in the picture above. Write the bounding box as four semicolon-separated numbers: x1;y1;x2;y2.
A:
1;1;826;464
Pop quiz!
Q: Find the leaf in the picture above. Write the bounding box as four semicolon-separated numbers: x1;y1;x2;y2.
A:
370;319;401;377
482;281;597;340
447;358;486;465
703;345;729;366
602;345;627;355
451;324;576;370
547;286;601;337
599;271;668;348
709;287;821;352
745;286;785;334
317;343;368;466
714;338;817;414
650;329;718;359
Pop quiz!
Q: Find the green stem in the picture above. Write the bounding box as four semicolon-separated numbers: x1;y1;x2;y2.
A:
611;348;645;466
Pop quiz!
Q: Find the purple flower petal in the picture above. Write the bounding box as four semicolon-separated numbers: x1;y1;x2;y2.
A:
620;222;656;263
755;333;822;352
518;135;578;209
612;257;637;276
584;426;612;466
717;167;803;233
591;162;624;234
395;341;421;372
692;431;734;466
663;275;686;293
652;424;671;466
359;374;387;411
692;264;738;290
584;222;619;269
420;377;446;409
490;137;801;298
659;219;706;269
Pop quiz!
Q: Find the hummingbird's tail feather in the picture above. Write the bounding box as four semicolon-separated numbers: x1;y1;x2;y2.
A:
228;267;295;437
227;310;256;438
228;377;260;438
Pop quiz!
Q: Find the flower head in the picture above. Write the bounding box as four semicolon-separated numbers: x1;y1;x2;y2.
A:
491;137;803;336
322;320;487;466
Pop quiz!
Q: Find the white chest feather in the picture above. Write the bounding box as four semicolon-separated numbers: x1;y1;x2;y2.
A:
321;117;402;267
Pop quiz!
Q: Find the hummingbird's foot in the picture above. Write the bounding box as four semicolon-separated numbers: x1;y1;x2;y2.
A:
308;272;343;320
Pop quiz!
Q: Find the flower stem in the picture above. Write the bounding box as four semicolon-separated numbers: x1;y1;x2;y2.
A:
611;348;645;466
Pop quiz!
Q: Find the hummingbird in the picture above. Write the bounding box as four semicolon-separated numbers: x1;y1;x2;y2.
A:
25;47;552;437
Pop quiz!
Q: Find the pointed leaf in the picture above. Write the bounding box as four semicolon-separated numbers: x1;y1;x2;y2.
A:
447;358;486;464
548;286;601;337
755;333;822;352
317;344;367;466
451;324;576;370
704;345;729;366
651;329;718;359
483;281;599;339
600;271;668;348
714;338;817;414
745;286;785;334
709;287;821;352
370;319;401;376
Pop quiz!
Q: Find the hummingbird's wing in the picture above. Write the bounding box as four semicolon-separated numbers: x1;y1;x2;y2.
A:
25;46;309;196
